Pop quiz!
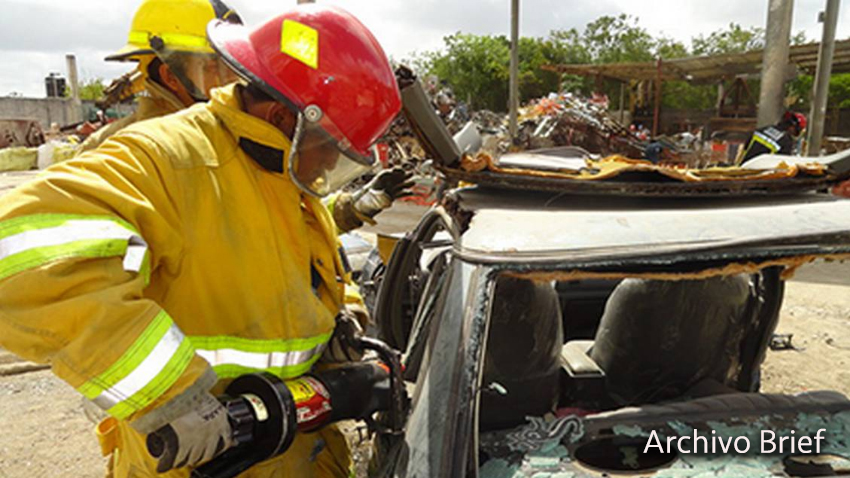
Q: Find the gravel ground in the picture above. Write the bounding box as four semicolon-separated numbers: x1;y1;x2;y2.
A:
761;279;850;396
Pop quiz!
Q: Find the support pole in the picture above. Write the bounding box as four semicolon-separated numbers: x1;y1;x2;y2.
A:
652;58;662;137
619;82;626;124
807;0;840;156
717;80;726;115
508;0;520;143
757;0;794;127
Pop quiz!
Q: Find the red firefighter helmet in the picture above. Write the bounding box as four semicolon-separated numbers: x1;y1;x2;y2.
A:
783;111;807;132
208;5;401;196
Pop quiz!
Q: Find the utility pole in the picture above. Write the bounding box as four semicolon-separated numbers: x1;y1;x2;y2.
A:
508;0;519;143
757;0;794;127
807;0;840;156
652;58;662;136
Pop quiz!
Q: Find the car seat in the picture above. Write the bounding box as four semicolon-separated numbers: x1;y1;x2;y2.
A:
479;277;564;430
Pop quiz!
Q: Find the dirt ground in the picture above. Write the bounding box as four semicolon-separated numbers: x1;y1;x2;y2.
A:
761;278;850;396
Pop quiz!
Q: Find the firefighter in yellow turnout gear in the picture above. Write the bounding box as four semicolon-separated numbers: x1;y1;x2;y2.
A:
0;5;401;477
78;0;243;154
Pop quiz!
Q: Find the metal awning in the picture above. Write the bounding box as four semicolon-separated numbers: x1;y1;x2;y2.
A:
543;40;850;82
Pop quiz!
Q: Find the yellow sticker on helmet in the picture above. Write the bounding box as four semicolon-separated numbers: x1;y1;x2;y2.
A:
280;19;318;70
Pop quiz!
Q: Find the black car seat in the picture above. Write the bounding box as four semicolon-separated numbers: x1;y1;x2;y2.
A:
479;277;564;431
588;274;755;406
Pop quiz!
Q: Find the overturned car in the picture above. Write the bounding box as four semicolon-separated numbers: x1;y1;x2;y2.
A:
366;185;850;478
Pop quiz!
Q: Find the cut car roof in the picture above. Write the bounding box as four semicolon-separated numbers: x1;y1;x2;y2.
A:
446;188;850;266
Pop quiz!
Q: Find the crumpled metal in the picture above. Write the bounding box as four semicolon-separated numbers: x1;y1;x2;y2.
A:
460;152;829;183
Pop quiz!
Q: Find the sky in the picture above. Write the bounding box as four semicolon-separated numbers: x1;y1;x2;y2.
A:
0;0;848;98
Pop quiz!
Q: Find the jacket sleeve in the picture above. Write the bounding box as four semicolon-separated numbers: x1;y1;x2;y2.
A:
0;133;215;434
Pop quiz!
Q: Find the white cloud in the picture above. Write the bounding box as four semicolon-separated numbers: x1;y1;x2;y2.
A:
0;0;846;98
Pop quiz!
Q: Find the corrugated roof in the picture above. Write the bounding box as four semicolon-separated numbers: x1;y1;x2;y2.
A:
543;40;850;82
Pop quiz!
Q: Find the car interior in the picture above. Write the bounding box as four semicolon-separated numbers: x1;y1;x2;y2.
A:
475;270;850;476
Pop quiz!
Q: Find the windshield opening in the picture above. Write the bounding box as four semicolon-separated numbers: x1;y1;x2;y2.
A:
387;258;850;478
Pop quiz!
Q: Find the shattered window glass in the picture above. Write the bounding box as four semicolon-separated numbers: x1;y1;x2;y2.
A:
389;260;484;477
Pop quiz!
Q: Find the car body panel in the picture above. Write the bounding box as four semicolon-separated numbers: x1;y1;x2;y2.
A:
450;189;850;263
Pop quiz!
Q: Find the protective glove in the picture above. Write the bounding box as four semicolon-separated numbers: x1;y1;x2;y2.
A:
321;308;366;363
145;392;233;473
351;167;415;225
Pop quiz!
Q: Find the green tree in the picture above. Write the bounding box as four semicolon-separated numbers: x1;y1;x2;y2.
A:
414;15;833;115
543;28;592;95
582;14;656;63
64;77;107;101
427;33;511;111
518;36;567;101
789;73;850;110
546;28;591;65
692;23;765;56
830;74;850;108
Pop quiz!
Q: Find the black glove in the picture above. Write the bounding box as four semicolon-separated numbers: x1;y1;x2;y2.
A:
322;308;366;363
352;167;415;221
369;167;416;200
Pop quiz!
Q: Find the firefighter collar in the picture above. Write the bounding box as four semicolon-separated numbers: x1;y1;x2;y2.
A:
208;83;293;174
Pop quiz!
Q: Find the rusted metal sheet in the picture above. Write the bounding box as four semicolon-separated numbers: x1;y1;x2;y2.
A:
0;120;45;148
441;166;843;198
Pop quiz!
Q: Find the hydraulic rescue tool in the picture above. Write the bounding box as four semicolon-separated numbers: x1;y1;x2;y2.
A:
146;337;407;478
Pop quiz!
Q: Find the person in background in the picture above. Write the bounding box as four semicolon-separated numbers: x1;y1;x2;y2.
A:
740;111;806;162
77;0;242;154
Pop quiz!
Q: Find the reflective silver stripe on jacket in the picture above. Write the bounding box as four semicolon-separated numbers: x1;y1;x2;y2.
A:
0;219;148;273
195;342;327;370
91;323;187;410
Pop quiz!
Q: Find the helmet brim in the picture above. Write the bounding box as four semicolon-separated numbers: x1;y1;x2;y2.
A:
105;45;156;62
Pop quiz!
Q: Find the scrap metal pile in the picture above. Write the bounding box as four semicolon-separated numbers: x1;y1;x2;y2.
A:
0;120;45;149
0;121;82;173
513;93;646;158
378;89;652;168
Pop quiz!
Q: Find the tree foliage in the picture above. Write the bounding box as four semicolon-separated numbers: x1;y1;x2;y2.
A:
789;73;850;110
692;23;765;56
412;16;846;114
64;77;107;101
582;14;656;64
427;33;510;111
